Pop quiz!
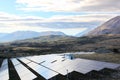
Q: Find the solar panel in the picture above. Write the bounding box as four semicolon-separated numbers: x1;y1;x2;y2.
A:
27;62;59;79
18;58;31;64
73;59;120;74
0;59;4;68
34;58;74;75
74;59;104;71
1;59;8;67
102;62;120;69
27;55;63;64
0;59;9;80
11;58;20;66
11;59;37;80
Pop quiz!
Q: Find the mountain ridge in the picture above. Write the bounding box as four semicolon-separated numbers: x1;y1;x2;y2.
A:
87;16;120;36
0;31;66;42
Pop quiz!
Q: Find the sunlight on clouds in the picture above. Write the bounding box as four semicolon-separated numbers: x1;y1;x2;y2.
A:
47;14;113;22
0;12;119;35
16;0;120;12
0;12;117;23
16;0;80;12
80;0;120;12
0;12;88;35
0;12;20;20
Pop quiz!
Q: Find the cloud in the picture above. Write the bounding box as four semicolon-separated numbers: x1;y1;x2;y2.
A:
16;0;80;12
0;11;119;35
16;0;120;12
0;12;88;35
0;12;118;23
0;12;118;28
79;0;120;12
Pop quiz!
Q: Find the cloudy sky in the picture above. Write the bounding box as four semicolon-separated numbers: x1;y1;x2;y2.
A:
0;0;120;35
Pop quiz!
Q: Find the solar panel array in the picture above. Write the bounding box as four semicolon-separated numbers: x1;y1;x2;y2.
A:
11;59;37;80
0;54;120;80
0;59;9;80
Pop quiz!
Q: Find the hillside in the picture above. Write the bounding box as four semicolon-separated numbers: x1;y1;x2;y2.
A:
87;16;120;36
0;35;119;58
15;35;76;43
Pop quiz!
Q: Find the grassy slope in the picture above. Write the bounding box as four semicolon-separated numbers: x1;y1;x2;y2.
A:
73;53;120;64
14;35;76;43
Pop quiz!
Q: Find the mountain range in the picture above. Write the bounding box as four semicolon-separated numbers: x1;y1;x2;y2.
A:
0;31;66;42
0;16;120;43
15;15;120;45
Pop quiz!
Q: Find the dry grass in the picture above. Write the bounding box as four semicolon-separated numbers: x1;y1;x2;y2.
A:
73;53;120;64
13;47;38;50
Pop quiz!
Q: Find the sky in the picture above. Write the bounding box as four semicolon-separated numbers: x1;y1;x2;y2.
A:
0;0;120;35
